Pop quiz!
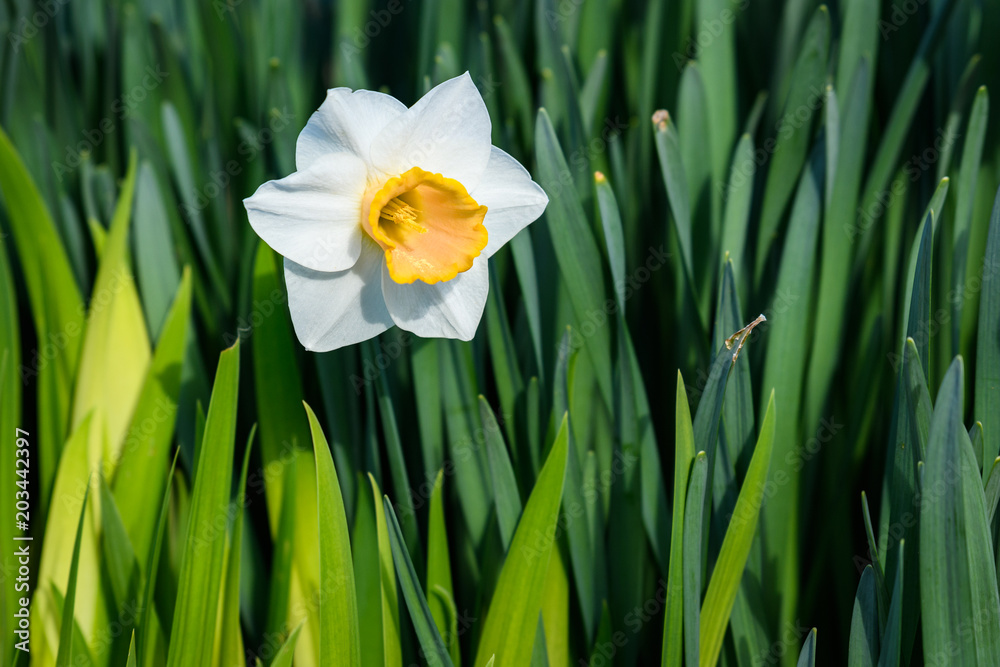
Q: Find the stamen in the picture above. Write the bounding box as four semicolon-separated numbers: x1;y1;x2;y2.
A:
365;166;488;284
380;198;427;234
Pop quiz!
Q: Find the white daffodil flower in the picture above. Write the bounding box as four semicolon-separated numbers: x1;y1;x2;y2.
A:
244;72;548;352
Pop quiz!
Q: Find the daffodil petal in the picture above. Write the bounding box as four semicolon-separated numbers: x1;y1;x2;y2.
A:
245;153;367;272
381;258;488;340
473;147;549;257
369;72;492;191
296;88;407;171
283;239;394;352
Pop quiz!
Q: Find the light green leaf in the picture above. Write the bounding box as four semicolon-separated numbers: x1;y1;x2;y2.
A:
254;242;322;659
216;430;254;667
270;623;304;667
138;450;179;667
426;470;459;665
662;372;694;667
264;452;297;640
0;230;21;662
114;267;192;567
700;391;776;667
541;547;571;667
307;401;361;664
126;632;137;667
474;416;570;667
251;241;311;533
32;414;100;666
55;480;90;667
353;470;384;667
72;152;151;464
370;474;402;666
97;475;138;616
166;341;240;667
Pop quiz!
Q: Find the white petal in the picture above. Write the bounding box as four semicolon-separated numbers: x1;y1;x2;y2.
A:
473;147;549;257
296;88;407;171
283;239;394;352
244;153;367;272
381;258;488;341
370;72;492;190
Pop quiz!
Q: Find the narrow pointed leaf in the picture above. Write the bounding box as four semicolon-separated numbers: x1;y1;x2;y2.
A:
474;416;570;667
307;401;361;664
699;391;776;667
385;499;454;667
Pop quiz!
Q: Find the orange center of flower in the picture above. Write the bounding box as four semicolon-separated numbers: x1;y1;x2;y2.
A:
364;167;488;284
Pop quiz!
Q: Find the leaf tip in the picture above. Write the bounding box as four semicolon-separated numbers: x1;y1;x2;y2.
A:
651;109;669;131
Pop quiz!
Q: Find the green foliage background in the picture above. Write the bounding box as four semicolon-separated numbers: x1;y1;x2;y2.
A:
1;0;1000;665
